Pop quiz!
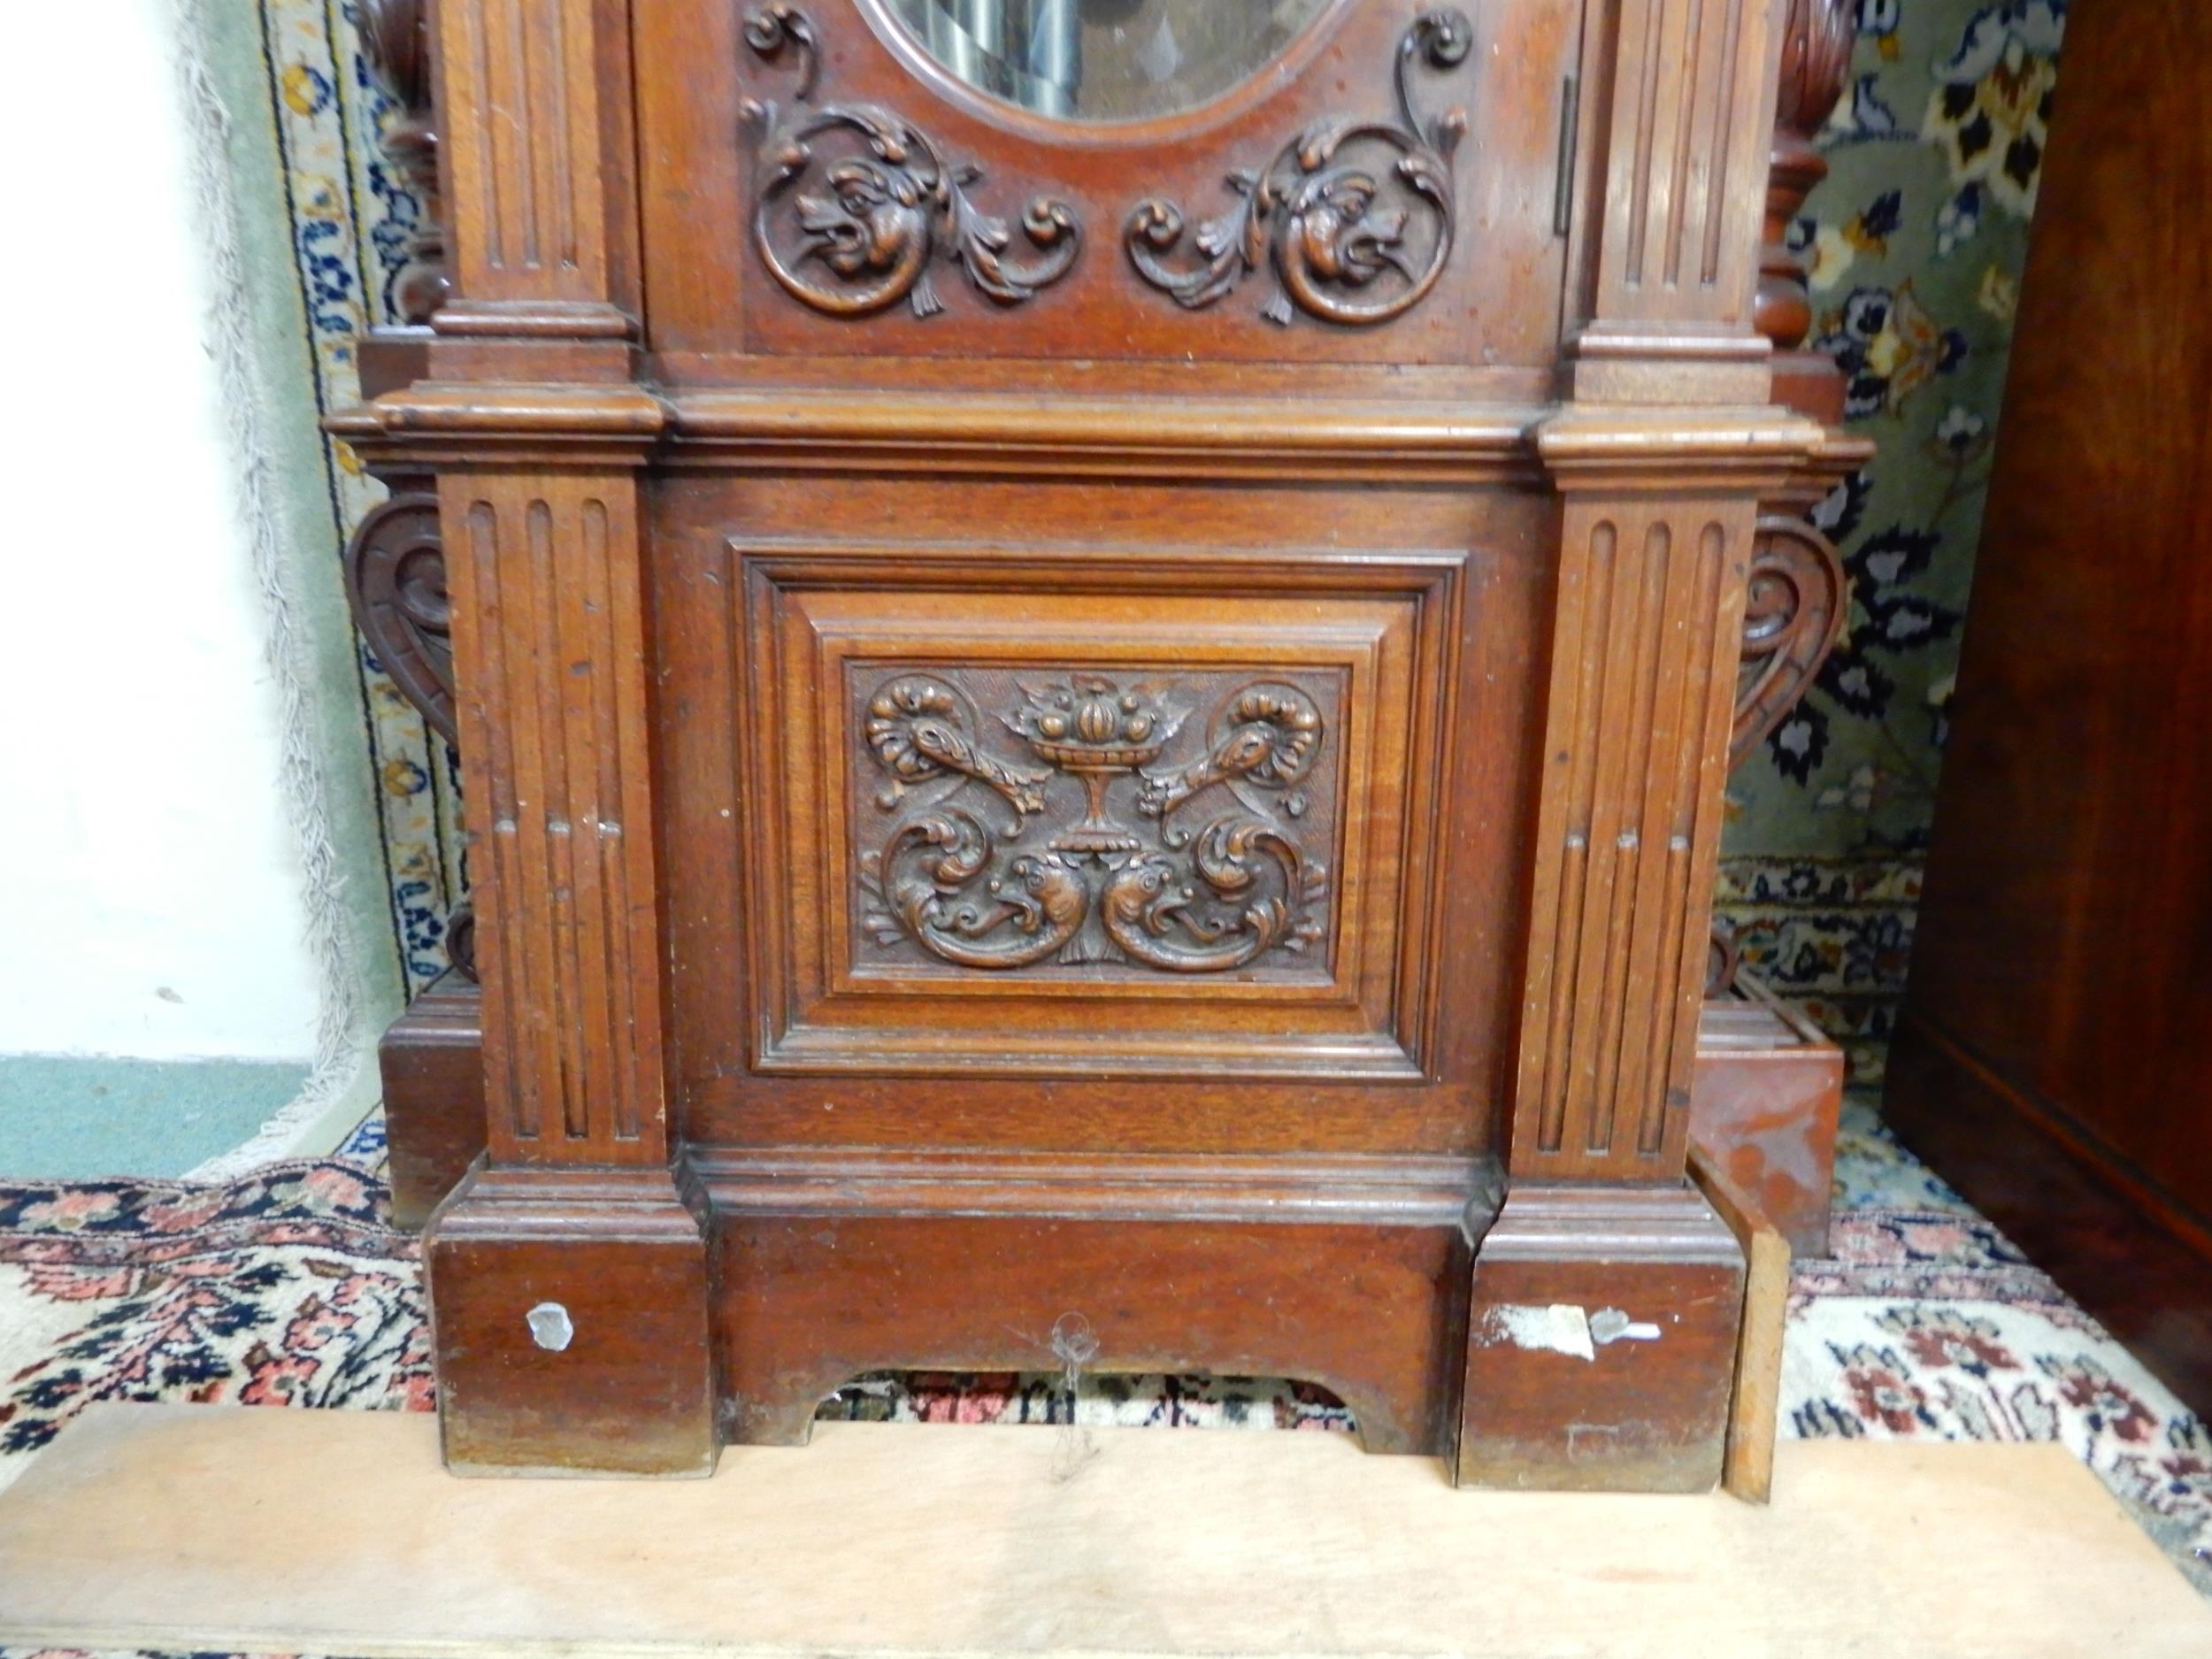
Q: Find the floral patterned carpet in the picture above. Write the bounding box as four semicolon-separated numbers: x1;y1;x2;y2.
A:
2;1100;2207;1657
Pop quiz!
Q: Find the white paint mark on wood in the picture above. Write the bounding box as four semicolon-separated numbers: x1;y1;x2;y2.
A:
525;1302;573;1352
1480;1303;1665;1362
1483;1303;1597;1361
1590;1308;1663;1346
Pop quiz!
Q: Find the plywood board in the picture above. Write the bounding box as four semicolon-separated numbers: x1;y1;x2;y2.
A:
1;1404;2207;1658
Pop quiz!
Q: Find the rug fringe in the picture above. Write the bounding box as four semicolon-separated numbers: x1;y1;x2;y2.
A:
168;0;375;1177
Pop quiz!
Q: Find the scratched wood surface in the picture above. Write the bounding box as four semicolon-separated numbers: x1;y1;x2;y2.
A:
3;1404;2208;1659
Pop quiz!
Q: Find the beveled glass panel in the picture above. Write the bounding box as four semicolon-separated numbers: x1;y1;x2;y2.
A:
887;0;1333;122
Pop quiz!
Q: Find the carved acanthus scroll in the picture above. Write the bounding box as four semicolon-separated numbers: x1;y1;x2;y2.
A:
1124;9;1471;326
345;486;456;745
866;677;1051;820
342;482;475;982
1733;516;1848;771
739;4;1081;319
1702;515;1848;997
859;673;1332;974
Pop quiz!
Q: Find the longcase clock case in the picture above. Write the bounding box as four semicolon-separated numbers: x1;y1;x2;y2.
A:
334;0;1859;1489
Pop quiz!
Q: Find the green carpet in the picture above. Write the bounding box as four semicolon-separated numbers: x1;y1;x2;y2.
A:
0;1056;309;1180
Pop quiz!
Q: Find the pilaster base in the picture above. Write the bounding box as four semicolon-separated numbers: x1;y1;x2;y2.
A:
1455;1183;1744;1492
378;974;487;1230
427;1163;718;1478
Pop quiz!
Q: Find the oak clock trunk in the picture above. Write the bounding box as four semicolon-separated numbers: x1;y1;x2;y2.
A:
334;0;1857;1487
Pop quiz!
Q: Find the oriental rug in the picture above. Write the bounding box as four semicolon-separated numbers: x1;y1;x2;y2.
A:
2;1100;2204;1615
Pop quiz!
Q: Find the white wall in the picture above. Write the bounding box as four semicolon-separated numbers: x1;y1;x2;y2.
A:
0;1;324;1062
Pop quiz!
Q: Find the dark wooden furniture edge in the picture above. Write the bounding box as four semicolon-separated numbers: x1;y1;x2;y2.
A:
1886;1010;2212;1418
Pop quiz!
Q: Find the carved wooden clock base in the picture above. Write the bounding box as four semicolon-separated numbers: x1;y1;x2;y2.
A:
396;982;1782;1487
425;1151;1744;1489
335;0;1861;1494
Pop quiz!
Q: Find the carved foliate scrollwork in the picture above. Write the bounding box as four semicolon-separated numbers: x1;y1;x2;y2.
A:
1707;513;1849;997
341;480;477;984
1136;682;1324;816
1124;9;1471;326
738;4;1081;319
866;676;1053;819
872;809;1091;969
1733;515;1848;771
858;673;1331;974
344;484;456;746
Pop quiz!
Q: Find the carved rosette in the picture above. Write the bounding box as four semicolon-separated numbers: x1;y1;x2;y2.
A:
739;4;1080;319
858;673;1331;973
1124;9;1471;326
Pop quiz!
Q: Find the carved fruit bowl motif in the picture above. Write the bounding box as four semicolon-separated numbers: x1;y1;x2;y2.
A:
857;671;1333;975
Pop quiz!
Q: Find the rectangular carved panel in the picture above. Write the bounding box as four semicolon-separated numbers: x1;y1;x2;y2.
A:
849;665;1341;983
442;474;667;1163
733;544;1463;1079
1512;499;1752;1180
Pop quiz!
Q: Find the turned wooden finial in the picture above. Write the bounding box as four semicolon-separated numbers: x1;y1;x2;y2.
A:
1756;0;1854;352
359;0;451;325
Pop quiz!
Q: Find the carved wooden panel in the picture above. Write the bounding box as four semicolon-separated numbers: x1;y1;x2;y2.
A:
1124;8;1471;328
1732;513;1846;770
739;4;1082;319
1512;497;1753;1180
733;543;1462;1079
850;666;1341;979
441;473;667;1162
631;0;1586;366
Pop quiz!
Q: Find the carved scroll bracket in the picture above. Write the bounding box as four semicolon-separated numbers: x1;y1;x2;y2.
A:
1125;8;1472;326
345;484;456;746
739;4;1081;319
1733;516;1847;771
342;479;476;984
1705;510;1848;995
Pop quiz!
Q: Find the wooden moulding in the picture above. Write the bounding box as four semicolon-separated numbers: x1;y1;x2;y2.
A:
705;1148;1491;1456
380;984;1843;1243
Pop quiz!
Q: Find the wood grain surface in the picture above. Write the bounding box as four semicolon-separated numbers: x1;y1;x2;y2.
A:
2;1405;2208;1658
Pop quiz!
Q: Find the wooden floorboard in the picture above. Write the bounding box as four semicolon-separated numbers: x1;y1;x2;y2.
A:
2;1404;2208;1658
